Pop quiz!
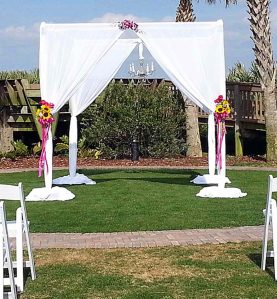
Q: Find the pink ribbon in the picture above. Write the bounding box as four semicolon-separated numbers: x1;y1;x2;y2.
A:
216;121;226;170
38;125;50;177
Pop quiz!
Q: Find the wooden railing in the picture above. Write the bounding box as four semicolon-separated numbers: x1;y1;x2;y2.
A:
196;82;265;125
0;79;267;154
0;79;266;125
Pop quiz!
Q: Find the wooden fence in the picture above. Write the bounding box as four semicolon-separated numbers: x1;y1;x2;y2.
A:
0;79;266;155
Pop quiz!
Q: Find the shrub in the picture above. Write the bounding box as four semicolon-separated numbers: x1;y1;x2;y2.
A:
80;82;186;159
11;140;29;157
54;135;102;159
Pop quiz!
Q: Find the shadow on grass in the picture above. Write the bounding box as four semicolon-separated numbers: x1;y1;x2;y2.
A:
248;253;275;280
79;169;203;186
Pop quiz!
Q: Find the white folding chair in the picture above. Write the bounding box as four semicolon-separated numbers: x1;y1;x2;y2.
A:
0;201;17;299
261;175;277;279
0;183;36;293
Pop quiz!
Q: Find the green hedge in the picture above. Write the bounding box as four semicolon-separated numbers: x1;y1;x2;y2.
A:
80;82;186;159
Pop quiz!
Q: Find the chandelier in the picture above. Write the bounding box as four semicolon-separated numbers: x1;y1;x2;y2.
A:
128;59;155;78
128;42;155;78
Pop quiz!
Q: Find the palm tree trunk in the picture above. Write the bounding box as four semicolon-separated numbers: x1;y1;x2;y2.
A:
176;0;202;157
247;0;277;160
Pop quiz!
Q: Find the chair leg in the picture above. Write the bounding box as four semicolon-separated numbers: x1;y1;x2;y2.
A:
262;201;271;270
1;205;17;299
0;229;4;299
16;209;24;292
272;200;277;280
22;215;36;280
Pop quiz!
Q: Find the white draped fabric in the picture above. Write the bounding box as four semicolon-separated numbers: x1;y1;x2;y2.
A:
28;23;124;200
137;21;225;113
137;21;225;179
27;20;245;201
53;39;138;185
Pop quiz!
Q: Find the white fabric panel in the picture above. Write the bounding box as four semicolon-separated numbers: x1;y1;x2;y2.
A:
40;22;124;113
137;21;225;113
56;39;138;184
44;130;53;189
208;113;216;175
69;115;78;177
40;22;123;191
69;39;138;117
137;21;225;178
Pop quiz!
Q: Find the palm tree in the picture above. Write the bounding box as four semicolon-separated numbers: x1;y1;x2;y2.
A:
247;0;276;160
177;0;277;160
175;1;199;157
175;0;237;157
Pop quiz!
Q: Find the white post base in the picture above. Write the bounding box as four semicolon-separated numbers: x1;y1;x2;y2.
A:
191;174;231;185
26;187;75;201
196;186;247;198
53;173;96;185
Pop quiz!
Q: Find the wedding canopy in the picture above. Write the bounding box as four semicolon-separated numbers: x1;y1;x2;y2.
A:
26;20;245;201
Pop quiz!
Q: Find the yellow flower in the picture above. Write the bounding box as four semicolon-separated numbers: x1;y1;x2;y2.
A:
215;105;224;113
42;106;50;113
226;107;231;114
222;100;229;106
42;111;51;120
36;108;41;117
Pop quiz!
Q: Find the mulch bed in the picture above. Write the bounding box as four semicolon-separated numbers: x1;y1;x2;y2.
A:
0;155;274;170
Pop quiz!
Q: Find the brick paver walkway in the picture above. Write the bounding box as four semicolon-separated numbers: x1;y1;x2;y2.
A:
28;225;268;249
2;166;271;249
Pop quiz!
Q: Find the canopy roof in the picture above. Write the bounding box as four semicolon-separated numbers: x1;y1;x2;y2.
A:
40;20;225;114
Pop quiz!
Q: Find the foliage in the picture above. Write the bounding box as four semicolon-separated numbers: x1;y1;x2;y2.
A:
54;135;102;159
10;140;29;157
0;69;40;83
32;142;41;156
54;135;69;155
81;82;186;159
0;169;268;233
226;62;260;83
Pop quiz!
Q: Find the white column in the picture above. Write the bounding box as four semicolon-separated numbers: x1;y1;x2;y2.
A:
44;129;53;189
220;127;226;178
208;113;216;176
69;115;78;177
217;123;226;188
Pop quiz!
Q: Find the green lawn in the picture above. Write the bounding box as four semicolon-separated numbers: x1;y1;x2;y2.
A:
0;169;269;233
22;242;277;299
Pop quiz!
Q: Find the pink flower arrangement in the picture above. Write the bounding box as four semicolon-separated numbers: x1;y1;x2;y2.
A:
36;100;55;126
214;95;231;123
118;19;139;32
36;100;55;177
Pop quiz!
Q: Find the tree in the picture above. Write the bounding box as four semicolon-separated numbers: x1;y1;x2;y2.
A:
175;1;200;157
247;0;277;160
175;0;237;158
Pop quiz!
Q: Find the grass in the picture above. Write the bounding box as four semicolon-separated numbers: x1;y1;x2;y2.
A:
21;242;277;298
0;168;269;233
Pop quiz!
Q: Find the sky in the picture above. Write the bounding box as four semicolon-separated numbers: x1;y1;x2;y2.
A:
0;0;277;78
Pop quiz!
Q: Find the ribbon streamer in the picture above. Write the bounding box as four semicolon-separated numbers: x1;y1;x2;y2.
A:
214;95;230;170
38;125;50;177
36;100;55;177
216;121;226;170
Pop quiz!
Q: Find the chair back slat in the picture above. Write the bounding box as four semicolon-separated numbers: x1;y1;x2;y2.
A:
0;201;17;299
0;184;21;201
270;175;277;193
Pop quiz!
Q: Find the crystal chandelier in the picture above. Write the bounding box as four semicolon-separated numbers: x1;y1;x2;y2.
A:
128;42;155;78
128;59;155;78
